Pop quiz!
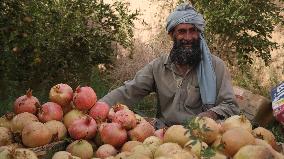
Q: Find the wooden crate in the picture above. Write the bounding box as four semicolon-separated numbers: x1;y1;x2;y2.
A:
29;140;68;159
233;86;273;126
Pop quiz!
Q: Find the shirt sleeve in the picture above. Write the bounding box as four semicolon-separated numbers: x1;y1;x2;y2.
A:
99;60;155;108
209;58;240;119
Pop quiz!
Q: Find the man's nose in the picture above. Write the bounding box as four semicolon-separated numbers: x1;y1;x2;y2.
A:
183;32;193;41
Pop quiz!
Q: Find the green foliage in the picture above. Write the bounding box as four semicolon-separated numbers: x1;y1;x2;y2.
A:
0;0;138;108
267;120;284;143
201;147;216;158
190;0;283;67
185;117;212;142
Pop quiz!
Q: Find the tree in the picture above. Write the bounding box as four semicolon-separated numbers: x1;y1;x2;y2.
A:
191;0;283;67
0;0;138;100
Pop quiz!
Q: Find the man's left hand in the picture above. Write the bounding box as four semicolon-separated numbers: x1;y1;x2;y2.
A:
198;110;218;120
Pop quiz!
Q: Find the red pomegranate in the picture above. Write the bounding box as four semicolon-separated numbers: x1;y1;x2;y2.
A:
112;109;137;130
63;109;86;128
13;89;40;115
49;83;73;107
73;86;97;110
108;104;129;121
68;116;97;140
99;122;127;148
128;121;155;142
89;102;110;122
113;104;129;112
37;102;63;122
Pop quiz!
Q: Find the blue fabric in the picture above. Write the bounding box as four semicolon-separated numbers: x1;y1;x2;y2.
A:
166;3;217;105
166;3;205;32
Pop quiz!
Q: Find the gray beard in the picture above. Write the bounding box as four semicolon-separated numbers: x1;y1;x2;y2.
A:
169;38;201;66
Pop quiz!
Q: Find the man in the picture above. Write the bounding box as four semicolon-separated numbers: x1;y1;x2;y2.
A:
100;3;239;126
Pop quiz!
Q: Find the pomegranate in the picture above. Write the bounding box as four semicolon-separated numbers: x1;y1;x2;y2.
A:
233;145;273;159
62;102;74;115
1;143;23;150
163;125;190;147
221;115;252;133
96;144;118;159
89;101;110;122
194;117;220;144
135;114;146;123
0;113;14;130
154;143;182;158
115;152;132;158
11;112;39;133
0;146;12;159
211;135;222;149
128;121;155;142
52;151;73;159
63;109;86;128
21;122;52;147
112;109;137;130
13;89;40;115
49;83;73;107
220;127;255;157
68;116;97;140
12;148;38;159
204;152;227;159
170;150;196;159
73;86;97;110
108;104;129;121
0;127;13;146
113;103;129;112
45;120;67;141
254;138;284;159
184;139;208;158
126;153;151;159
66;140;93;159
130;144;153;158
143;136;163;154
99;122;127;148
154;128;166;140
121;141;142;152
38;102;63;122
252;127;278;150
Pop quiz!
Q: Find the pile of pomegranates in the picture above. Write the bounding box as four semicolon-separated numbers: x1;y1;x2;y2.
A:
0;83;284;159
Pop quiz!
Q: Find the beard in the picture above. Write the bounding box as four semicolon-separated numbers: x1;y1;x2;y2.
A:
169;37;202;66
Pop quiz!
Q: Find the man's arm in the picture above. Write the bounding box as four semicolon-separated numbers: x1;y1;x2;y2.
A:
208;58;240;119
99;60;155;108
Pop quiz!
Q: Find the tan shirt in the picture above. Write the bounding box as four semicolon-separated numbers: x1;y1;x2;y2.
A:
101;54;239;125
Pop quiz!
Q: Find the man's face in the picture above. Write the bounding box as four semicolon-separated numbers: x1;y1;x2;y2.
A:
169;23;201;66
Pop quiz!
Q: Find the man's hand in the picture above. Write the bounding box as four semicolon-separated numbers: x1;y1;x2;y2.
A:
198;110;218;120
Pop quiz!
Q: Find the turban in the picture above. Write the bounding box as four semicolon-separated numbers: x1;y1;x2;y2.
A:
166;3;205;32
166;3;217;106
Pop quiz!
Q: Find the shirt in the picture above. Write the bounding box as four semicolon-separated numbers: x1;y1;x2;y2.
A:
100;54;240;125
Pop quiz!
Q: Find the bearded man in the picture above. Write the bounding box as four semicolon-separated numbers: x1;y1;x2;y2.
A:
100;3;239;127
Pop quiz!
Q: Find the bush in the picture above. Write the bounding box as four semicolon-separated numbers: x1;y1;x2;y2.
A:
190;0;283;67
0;0;138;107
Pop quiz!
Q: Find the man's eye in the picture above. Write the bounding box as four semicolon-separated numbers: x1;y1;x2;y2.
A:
178;29;187;34
177;28;198;34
